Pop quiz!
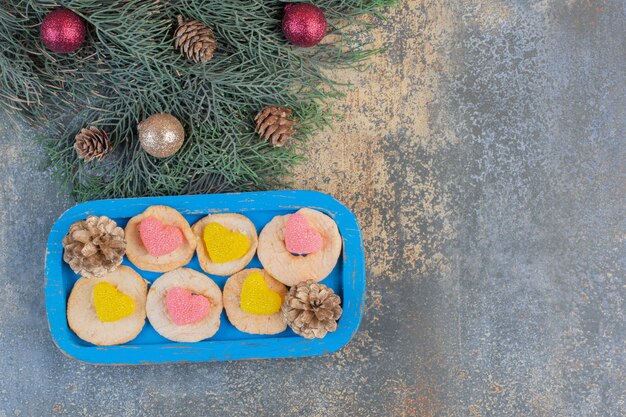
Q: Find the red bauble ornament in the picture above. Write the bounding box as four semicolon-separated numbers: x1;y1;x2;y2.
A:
40;8;86;54
282;3;327;48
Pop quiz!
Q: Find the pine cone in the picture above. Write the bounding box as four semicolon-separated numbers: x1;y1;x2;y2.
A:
254;106;296;147
62;216;126;278
282;280;342;339
74;127;110;161
174;16;217;63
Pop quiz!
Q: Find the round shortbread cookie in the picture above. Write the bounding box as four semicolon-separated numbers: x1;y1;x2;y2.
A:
66;266;148;346
257;208;342;286
146;268;223;342
192;213;257;276
223;268;288;335
125;205;196;272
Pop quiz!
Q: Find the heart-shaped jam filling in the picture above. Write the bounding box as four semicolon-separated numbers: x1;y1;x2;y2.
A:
165;287;210;326
93;282;135;322
240;272;283;315
203;222;250;263
138;216;184;257
284;213;323;255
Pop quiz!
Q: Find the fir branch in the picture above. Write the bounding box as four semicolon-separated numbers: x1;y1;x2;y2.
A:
2;0;396;200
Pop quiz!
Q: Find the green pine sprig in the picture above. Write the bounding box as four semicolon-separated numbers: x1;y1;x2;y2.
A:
0;0;395;201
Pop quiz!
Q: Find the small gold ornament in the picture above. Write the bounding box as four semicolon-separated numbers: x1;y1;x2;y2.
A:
137;113;185;158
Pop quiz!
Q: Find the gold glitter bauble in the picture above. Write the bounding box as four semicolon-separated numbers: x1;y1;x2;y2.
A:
137;113;185;158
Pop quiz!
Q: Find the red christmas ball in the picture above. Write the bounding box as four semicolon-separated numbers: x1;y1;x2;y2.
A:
282;3;327;48
40;8;86;54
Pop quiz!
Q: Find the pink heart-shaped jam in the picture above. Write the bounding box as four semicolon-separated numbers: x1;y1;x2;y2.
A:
165;287;210;326
284;213;323;255
138;216;184;257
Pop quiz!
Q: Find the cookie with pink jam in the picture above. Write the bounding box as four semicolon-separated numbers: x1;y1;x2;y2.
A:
125;206;196;272
257;208;342;286
146;268;222;342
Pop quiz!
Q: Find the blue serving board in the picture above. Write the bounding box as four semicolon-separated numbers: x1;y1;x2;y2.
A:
45;190;365;365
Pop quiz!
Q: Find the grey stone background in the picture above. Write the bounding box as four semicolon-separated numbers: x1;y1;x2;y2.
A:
0;1;624;416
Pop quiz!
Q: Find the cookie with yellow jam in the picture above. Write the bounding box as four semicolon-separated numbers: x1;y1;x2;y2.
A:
192;213;257;276
66;266;148;346
223;268;288;335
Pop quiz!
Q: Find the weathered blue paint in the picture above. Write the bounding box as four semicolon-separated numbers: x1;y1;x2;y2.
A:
45;191;365;365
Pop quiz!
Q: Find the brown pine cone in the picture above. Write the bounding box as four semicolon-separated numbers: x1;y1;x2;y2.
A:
254;106;296;147
62;215;126;278
282;280;342;339
174;16;217;63
74;127;110;161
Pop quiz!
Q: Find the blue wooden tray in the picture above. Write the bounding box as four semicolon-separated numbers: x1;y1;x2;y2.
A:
45;190;365;365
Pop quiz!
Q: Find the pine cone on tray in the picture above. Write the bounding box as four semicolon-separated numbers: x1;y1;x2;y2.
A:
62;215;126;278
254;105;296;147
282;280;342;339
174;16;217;63
74;127;110;161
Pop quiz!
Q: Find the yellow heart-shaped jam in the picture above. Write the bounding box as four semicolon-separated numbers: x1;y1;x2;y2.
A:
203;222;250;263
240;272;283;315
93;282;135;322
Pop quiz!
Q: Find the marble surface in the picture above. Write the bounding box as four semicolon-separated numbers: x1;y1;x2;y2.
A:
0;1;624;415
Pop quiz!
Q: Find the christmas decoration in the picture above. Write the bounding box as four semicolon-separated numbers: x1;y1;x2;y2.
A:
282;3;327;47
40;8;86;54
174;16;217;63
0;1;396;200
62;215;126;278
282;280;342;339
255;106;297;147
137;113;185;158
74;127;110;161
